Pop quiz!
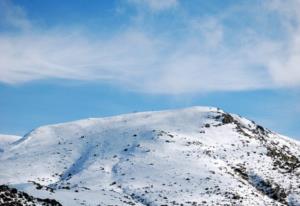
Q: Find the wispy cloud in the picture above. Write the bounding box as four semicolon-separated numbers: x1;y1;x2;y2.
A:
0;0;31;31
0;0;299;94
265;0;300;87
128;0;178;11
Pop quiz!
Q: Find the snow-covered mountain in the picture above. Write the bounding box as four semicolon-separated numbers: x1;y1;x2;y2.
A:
0;134;21;152
1;107;300;206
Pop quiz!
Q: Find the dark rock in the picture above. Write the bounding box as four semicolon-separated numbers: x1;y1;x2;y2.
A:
0;184;62;205
205;124;210;128
221;113;235;124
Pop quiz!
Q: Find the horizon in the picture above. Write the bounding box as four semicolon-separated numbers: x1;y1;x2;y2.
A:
0;0;300;139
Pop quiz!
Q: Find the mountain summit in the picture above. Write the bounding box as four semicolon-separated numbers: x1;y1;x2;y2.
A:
1;107;300;206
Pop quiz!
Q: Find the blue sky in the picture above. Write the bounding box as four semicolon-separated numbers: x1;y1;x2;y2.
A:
0;0;300;139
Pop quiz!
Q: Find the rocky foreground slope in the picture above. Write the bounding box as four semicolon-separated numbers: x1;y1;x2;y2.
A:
0;107;300;206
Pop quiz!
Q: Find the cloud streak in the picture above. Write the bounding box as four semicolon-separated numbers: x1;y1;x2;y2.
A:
0;0;299;94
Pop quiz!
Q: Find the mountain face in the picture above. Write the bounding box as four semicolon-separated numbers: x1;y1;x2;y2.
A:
1;107;300;206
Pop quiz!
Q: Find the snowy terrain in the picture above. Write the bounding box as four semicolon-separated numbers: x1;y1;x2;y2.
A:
1;106;300;206
0;134;21;153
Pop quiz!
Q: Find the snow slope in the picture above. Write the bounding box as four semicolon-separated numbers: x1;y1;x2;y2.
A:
0;134;21;152
1;106;300;206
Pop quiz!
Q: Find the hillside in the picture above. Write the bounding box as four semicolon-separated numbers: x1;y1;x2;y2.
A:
0;107;300;206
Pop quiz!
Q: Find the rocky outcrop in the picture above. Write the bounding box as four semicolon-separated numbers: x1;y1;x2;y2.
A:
0;185;61;206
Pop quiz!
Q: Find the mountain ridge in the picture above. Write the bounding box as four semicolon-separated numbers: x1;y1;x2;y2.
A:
1;106;300;206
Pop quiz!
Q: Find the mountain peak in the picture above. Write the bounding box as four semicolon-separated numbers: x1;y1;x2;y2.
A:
1;107;300;206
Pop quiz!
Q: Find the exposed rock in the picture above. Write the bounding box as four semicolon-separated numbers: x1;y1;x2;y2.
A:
0;185;61;206
222;113;235;124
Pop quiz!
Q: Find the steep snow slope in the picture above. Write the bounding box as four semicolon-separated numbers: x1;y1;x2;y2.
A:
1;107;300;206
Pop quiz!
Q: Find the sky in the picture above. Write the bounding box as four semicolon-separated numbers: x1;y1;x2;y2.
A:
0;0;300;139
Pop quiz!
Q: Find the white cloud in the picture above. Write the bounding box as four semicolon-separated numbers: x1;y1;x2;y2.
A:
0;0;299;94
0;30;161;84
0;29;273;94
264;0;300;87
269;37;300;86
